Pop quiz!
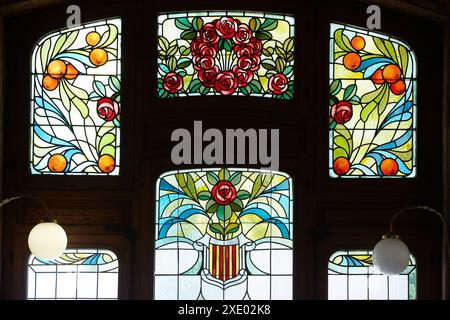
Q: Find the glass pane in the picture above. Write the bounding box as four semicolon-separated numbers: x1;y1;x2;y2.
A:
31;18;122;175
328;250;416;300
27;249;119;300
157;11;295;99
329;22;416;178
155;168;293;300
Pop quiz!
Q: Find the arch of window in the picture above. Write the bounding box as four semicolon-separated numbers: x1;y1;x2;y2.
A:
154;168;293;300
329;22;417;178
30;17;122;175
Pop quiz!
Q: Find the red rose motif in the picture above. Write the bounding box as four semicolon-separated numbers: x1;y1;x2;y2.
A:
201;23;219;44
234;44;255;58
215;17;238;39
190;37;203;55
97;97;120;121
331;101;353;124
199;66;219;88
249;38;263;54
199;43;218;57
233;24;252;44
215;71;238;95
232;66;253;87
237;56;253;70
268;73;288;95
250;56;261;71
211;180;237;205
199;56;215;70
163;72;183;94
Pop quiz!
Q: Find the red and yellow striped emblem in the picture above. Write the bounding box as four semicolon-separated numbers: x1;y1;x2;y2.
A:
209;244;239;281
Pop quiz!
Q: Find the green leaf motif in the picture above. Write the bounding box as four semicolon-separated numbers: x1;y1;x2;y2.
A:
373;37;391;58
360;85;389;122
225;223;240;235
236;190;251;200
249;17;261;31
177;57;191;69
175;18;192;30
275;57;285;73
189;79;202;92
209;223;224;235
343;84;357;101
158;36;169;52
198;190;211;201
334;29;353;52
334;135;350;156
181;30;197;40
97;24;118;48
398;45;409;74
261;18;278;31
218;168;230;181
93;80;107;97
108;76;121;93
72;96;89;119
98;132;115;152
248;79;262;93
230;198;243;212
40;39;51;71
261;59;276;71
255;31;272;40
384;40;398;63
206;199;219;213
283;37;294;52
51;33;68;59
192;17;204;31
207;172;219;185
229;172;242;185
329;79;342;96
217;205;232;221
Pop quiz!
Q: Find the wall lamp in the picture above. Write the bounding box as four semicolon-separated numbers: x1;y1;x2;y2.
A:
373;205;449;300
0;195;67;260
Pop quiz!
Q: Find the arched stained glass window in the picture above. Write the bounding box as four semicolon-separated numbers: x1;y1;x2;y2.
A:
31;18;121;175
328;250;416;300
157;11;295;99
155;168;293;300
27;249;119;300
329;23;416;178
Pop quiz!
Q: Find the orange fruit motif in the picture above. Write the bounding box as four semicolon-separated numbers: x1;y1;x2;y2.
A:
86;31;101;46
343;52;361;70
390;79;406;95
47;60;67;79
382;64;402;83
42;75;59;91
371;69;385;84
333;157;350;176
64;64;78;79
89;48;108;66
380;158;399;176
98;155;115;173
351;36;365;51
48;154;67;172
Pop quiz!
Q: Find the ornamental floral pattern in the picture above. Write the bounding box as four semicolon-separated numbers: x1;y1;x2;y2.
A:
157;12;295;99
155;168;293;300
31;18;121;175
329;23;416;177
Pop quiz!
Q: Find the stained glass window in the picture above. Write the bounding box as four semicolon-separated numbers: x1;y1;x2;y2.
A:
157;12;295;99
329;23;416;178
27;249;119;300
155;168;293;300
328;250;416;300
31;18;121;175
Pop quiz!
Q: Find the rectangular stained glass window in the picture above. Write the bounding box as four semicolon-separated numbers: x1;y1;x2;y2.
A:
157;11;295;99
329;23;416;178
31;18;121;175
27;249;119;300
155;168;293;300
328;250;416;300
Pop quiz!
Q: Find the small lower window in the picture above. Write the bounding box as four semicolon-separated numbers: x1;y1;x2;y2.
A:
27;248;119;300
328;250;416;300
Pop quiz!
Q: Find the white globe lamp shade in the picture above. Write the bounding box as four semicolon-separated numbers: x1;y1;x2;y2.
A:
28;221;67;260
373;235;410;275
